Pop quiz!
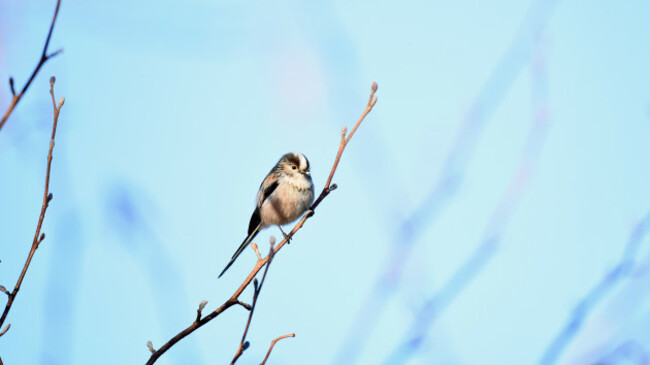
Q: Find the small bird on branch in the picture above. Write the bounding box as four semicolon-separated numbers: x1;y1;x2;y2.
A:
219;152;314;278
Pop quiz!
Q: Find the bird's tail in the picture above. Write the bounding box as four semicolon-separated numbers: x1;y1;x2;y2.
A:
218;223;262;278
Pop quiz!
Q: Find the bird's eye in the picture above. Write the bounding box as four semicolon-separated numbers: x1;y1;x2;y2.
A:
291;165;297;170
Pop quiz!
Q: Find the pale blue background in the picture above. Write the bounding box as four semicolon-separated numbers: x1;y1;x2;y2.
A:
1;0;650;364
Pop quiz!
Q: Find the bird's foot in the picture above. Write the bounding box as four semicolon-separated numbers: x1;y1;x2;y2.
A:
278;226;292;244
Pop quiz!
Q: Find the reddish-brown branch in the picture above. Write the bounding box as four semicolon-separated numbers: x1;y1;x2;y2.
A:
0;77;64;334
0;0;63;132
231;240;275;364
144;82;378;365
260;333;295;365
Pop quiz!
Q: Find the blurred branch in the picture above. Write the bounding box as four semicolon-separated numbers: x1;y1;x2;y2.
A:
0;77;64;335
595;341;649;365
381;32;551;364
144;82;378;365
332;1;559;362
0;0;63;132
260;333;295;365
230;240;275;364
539;212;650;365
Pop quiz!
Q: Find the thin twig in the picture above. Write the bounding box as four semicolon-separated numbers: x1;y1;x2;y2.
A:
231;239;276;364
0;0;63;132
235;300;252;311
260;333;295;365
144;82;378;365
0;77;64;334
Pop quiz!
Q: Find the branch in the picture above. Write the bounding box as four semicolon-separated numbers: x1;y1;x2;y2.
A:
0;0;63;132
144;82;378;365
538;212;650;365
380;33;551;365
231;238;276;364
0;77;64;335
260;333;295;365
333;1;560;361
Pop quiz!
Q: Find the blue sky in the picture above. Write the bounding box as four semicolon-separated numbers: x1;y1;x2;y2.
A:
1;0;650;364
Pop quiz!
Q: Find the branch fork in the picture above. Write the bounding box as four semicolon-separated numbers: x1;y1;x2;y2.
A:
0;0;63;132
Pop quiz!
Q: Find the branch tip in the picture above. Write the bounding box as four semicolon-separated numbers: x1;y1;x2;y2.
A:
47;48;64;59
198;300;207;312
0;286;8;296
9;77;15;96
147;341;155;354
251;243;262;260
0;324;10;337
261;333;296;364
196;300;208;322
49;76;56;87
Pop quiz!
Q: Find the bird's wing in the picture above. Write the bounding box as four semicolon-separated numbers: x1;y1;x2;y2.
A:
257;176;279;207
250;177;278;234
248;208;261;235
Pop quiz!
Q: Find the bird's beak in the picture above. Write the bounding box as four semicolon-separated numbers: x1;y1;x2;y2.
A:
304;171;311;176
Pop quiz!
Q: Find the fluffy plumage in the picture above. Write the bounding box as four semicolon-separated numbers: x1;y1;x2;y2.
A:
219;152;314;278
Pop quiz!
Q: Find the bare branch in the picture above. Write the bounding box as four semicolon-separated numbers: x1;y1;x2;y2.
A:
260;333;295;365
231;240;276;364
0;77;64;332
0;0;63;132
144;82;378;365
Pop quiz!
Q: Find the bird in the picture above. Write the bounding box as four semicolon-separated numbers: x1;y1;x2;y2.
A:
219;152;315;278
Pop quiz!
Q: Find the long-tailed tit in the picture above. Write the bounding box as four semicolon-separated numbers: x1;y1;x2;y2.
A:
219;152;315;278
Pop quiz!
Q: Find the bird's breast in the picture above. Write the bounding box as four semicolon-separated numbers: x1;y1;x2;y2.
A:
259;177;314;227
